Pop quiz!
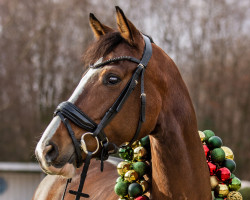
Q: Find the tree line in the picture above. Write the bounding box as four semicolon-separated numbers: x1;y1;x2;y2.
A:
0;0;249;180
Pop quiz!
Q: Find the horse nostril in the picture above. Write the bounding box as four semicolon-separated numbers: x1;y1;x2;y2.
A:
44;142;59;164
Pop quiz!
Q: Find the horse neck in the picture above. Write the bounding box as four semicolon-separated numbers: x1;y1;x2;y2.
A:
148;53;211;199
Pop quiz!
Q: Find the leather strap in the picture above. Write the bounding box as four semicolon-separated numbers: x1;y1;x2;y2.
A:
61;178;72;200
91;56;140;69
69;152;92;199
55;102;97;132
57;112;83;167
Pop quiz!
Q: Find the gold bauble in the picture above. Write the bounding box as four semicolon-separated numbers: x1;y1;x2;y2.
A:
210;175;219;190
140;180;149;192
124;170;139;182
221;146;234;160
198;131;206;142
134;147;147;161
131;140;142;149
227;191;243;200
215;184;229;198
117;161;131;176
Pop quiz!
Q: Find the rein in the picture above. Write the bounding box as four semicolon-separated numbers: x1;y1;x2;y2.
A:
54;35;152;200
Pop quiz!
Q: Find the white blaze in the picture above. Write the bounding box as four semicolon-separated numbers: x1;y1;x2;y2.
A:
68;68;98;103
36;67;100;171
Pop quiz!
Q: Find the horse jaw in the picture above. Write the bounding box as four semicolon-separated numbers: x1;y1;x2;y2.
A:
35;116;76;178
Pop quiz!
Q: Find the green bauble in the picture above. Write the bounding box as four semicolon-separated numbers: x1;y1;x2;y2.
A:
203;130;215;142
116;176;124;183
132;162;149;178
207;136;223;149
114;181;129;197
128;183;143;198
140;136;150;148
230;173;236;179
222;159;236;173
211;148;225;164
119;147;134;161
229;177;241;191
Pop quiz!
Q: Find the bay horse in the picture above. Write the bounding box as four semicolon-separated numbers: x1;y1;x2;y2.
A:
34;7;211;200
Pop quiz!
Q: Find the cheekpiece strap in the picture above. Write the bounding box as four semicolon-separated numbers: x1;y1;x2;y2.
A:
57;112;82;167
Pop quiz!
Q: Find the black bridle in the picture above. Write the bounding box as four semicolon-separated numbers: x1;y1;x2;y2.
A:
54;35;152;200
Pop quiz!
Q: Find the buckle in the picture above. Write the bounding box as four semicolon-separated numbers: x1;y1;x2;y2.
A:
80;132;100;154
138;63;145;68
140;93;146;98
100;138;109;147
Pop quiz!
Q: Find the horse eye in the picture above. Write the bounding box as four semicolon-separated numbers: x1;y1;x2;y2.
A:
105;74;121;85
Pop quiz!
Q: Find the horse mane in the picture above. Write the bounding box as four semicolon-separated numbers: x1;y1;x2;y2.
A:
82;32;126;68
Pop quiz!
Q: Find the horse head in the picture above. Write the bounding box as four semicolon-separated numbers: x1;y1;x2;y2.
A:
35;7;162;178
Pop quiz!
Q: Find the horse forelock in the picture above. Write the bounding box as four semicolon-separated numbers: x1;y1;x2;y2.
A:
82;32;138;69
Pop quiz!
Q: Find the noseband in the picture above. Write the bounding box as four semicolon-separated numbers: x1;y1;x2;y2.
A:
54;35;152;200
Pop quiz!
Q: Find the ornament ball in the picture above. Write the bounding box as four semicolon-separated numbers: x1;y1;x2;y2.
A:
203;145;210;157
117;161;131;176
227;191;243;200
222;159;236;173
216;167;231;182
203;130;215;142
114;181;129;197
210;175;219;190
207;136;223;149
198;131;205;142
214;184;229;198
211;148;225;164
221;146;234;160
128;183;143;198
134;147;147;161
135;196;150;200
124;170;139;182
207;162;217;176
229;177;241;191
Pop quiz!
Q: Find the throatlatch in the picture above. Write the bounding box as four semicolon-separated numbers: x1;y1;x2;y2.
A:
54;34;152;200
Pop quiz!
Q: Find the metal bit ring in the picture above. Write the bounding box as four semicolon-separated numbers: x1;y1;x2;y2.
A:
80;132;100;154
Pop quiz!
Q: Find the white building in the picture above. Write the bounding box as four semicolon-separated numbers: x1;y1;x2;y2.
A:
0;162;45;200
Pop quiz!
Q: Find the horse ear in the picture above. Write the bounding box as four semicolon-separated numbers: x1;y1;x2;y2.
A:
89;13;114;39
115;6;141;45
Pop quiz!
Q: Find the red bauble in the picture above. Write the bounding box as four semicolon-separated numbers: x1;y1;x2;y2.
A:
135;196;150;200
207;162;217;175
216;167;231;182
203;145;210;157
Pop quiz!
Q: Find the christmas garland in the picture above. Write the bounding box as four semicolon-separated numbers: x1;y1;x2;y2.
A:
115;136;151;200
114;130;243;200
200;130;242;200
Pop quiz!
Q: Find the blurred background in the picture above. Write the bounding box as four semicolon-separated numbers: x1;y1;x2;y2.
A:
0;0;249;199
